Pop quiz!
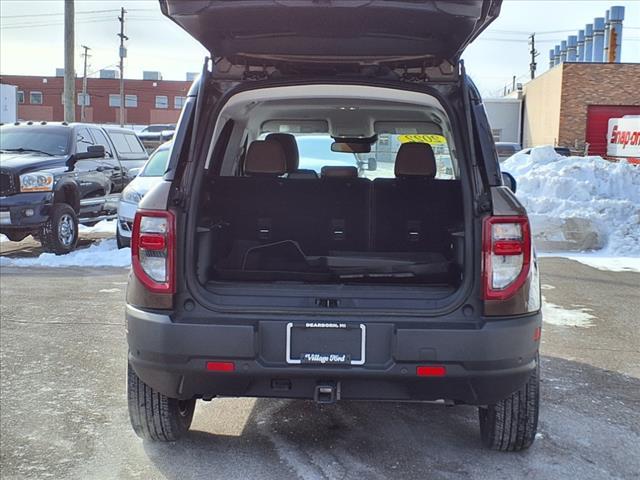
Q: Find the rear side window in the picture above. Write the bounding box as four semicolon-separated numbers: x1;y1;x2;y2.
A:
108;131;146;157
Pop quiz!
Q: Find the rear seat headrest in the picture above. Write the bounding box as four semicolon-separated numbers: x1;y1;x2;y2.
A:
321;166;359;179
245;140;287;176
266;133;299;172
395;142;437;178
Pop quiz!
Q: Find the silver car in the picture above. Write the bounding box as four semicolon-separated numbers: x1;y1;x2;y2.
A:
116;142;171;248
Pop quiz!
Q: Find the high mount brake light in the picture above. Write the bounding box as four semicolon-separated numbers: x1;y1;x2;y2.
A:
482;216;531;301
132;210;175;294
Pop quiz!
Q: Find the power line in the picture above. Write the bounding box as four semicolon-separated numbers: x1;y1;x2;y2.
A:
1;8;155;19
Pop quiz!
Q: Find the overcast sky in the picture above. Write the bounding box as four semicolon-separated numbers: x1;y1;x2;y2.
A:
1;0;639;97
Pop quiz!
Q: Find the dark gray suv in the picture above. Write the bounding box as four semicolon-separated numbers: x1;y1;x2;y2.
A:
125;0;541;451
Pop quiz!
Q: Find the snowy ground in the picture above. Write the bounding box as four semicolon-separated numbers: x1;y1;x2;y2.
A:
0;220;130;268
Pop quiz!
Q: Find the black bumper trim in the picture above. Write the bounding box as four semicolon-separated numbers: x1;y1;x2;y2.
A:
126;305;541;405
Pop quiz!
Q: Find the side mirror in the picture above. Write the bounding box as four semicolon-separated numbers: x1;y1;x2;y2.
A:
128;167;142;178
502;172;517;193
75;145;105;160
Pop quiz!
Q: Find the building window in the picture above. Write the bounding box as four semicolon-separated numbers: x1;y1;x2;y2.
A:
109;94;137;108
17;91;24;104
77;93;90;106
174;96;185;109
30;91;43;105
125;95;137;108
155;95;168;109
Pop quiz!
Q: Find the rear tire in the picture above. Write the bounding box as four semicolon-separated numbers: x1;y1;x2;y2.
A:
127;362;196;442
39;203;78;254
478;355;540;451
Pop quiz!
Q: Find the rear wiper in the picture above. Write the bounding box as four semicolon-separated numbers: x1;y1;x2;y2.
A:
1;148;54;156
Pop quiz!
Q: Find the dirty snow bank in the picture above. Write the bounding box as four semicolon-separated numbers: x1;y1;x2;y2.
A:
502;146;640;256
0;239;130;268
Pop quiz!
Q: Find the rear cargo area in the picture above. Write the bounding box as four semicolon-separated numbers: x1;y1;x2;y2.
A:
191;85;467;297
196;172;463;286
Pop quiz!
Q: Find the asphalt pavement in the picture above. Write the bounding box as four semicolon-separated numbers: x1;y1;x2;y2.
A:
0;258;639;480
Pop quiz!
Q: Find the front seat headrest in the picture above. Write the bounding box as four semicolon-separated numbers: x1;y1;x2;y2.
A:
321;166;358;178
395;142;437;178
244;140;287;176
266;133;299;172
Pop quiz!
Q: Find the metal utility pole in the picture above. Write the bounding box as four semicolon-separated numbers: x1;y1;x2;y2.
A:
528;33;539;79
80;45;91;122
63;0;75;123
117;8;128;127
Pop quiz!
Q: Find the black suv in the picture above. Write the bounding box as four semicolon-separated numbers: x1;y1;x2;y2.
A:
126;0;541;451
0;122;147;253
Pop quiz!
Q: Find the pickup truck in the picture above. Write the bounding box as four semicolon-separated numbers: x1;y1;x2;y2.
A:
0;122;148;254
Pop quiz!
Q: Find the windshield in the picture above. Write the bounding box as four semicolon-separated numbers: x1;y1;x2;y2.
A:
143;125;173;133
141;148;170;177
0;127;70;156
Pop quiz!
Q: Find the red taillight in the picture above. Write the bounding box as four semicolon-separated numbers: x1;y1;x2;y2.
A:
482;216;531;301
139;234;166;250
206;361;235;372
131;209;175;294
416;365;447;377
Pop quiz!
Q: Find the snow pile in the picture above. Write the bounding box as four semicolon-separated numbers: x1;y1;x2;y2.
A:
0;234;8;243
502;146;640;255
0;239;130;268
78;219;117;235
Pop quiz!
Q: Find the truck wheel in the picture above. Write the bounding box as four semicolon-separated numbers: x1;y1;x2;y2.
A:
127;362;196;442
478;355;539;451
39;203;79;255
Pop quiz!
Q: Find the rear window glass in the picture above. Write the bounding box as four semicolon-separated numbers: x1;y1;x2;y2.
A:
109;132;145;156
259;132;455;179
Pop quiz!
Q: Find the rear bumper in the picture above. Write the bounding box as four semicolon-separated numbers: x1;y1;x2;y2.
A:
126;305;541;405
0;192;54;231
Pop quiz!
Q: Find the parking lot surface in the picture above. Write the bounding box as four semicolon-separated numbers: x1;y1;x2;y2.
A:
1;258;639;480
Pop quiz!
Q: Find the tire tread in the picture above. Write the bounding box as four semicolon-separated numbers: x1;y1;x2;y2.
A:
479;356;539;451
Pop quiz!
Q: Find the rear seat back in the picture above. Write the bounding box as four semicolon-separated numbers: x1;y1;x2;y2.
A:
372;143;462;253
208;140;461;261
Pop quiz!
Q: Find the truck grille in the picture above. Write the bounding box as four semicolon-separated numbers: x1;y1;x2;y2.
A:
0;172;17;196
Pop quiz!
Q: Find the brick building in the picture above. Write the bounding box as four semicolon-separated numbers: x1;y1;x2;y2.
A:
520;62;640;155
0;74;192;126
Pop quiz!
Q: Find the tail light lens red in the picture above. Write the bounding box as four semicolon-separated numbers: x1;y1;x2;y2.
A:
132;209;175;293
482;216;531;301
